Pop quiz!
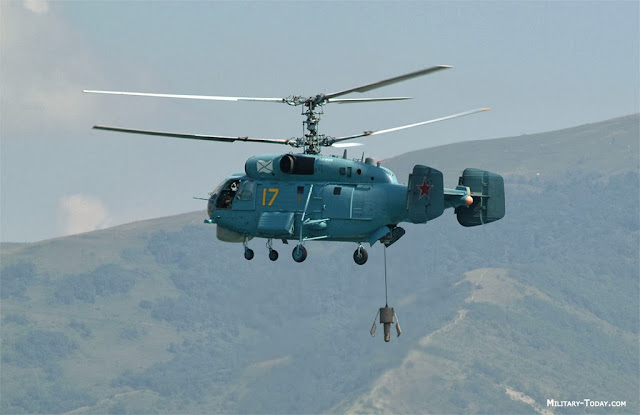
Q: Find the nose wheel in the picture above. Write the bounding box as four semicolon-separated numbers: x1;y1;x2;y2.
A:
292;245;307;263
243;236;254;260
353;245;368;265
267;239;279;261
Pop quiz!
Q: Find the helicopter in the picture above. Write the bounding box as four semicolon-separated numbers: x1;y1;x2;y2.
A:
85;65;505;265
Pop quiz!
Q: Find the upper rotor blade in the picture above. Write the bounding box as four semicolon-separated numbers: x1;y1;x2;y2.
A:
330;107;491;143
324;65;452;100
92;125;292;145
83;90;284;103
327;97;411;104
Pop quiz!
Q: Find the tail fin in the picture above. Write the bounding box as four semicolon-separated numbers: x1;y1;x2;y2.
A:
407;165;444;223
456;168;505;227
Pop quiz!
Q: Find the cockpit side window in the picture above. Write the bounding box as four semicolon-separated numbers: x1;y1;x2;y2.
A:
237;180;255;200
216;179;241;209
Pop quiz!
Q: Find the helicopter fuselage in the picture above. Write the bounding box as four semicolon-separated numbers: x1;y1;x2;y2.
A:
208;153;411;245
204;151;495;254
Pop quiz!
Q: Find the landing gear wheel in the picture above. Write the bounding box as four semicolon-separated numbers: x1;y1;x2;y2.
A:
353;247;368;265
244;248;254;260
269;249;279;261
292;245;307;263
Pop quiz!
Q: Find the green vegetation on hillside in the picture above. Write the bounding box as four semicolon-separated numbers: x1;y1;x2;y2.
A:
52;264;139;304
1;261;37;300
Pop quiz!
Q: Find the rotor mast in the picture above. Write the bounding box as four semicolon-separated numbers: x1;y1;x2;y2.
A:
302;95;326;154
282;94;328;154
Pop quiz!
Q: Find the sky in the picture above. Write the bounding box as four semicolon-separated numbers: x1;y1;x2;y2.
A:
1;0;638;243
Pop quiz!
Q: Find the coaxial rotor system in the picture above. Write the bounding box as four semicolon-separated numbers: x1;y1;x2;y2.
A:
85;65;490;154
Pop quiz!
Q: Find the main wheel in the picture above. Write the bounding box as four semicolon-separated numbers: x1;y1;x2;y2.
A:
292;245;307;263
244;248;254;260
269;249;279;261
353;247;368;265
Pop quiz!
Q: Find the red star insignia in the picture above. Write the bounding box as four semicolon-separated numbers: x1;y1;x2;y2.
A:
417;178;433;199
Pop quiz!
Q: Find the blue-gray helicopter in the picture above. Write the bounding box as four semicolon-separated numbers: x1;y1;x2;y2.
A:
85;65;505;265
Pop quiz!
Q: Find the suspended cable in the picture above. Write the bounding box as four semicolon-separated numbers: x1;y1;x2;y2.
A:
384;245;388;307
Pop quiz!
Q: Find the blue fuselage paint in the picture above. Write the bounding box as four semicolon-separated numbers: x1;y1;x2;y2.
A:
206;153;472;244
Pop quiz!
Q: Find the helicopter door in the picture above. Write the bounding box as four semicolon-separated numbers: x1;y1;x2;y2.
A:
323;185;354;219
232;180;256;211
351;185;373;218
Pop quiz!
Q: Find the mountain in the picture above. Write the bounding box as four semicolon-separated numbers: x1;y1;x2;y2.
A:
1;114;638;414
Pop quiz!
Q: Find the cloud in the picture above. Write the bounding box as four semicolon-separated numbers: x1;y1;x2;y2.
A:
58;194;112;236
23;0;49;14
1;2;107;137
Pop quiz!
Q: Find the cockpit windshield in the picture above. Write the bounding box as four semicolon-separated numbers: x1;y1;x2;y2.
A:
210;180;226;196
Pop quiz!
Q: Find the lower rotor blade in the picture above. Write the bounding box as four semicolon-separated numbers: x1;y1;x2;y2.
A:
92;125;292;145
330;107;491;143
366;107;491;136
332;142;363;148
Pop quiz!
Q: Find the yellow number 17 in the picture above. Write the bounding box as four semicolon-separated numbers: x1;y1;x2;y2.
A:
262;188;279;206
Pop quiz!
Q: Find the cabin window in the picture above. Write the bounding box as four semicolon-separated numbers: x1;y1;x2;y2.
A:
237;180;255;200
333;187;342;195
338;167;352;177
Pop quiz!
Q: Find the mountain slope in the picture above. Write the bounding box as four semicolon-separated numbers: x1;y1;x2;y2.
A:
386;113;639;183
338;268;637;414
1;114;638;414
